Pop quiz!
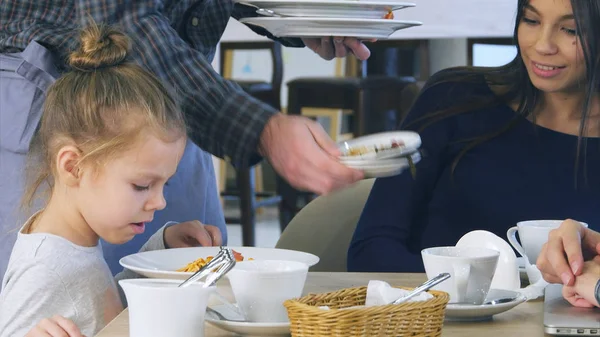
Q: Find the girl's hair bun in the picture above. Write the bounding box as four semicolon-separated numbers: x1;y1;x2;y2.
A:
69;23;130;72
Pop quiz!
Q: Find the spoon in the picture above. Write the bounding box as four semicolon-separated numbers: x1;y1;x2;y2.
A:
483;297;519;305
206;306;246;322
178;247;235;288
391;273;451;305
450;296;519;306
179;248;248;320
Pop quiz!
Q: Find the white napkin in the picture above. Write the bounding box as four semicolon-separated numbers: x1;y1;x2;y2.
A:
519;278;548;301
319;280;433;310
518;264;548;300
365;280;433;305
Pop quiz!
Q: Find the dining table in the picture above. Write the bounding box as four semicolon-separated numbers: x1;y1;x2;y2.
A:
95;272;548;337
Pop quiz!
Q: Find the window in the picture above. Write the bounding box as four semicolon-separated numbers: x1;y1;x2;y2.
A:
468;38;517;67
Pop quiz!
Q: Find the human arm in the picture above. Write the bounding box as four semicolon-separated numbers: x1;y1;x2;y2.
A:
76;1;275;168
561;259;600;308
24;316;83;337
537;220;600;285
114;221;221;278
77;2;361;194
0;265;81;337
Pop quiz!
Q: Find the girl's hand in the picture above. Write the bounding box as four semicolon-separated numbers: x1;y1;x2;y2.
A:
25;315;84;337
163;220;223;248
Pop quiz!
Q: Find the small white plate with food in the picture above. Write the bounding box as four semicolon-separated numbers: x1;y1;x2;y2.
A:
338;131;421;161
119;246;320;280
343;151;421;178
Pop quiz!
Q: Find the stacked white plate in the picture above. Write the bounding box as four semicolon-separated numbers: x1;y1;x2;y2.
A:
236;0;422;39
338;131;422;178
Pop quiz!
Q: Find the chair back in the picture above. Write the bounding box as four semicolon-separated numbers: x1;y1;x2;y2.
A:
219;41;283;109
275;179;375;272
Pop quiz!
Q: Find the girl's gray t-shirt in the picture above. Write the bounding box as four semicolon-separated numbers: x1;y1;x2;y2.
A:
0;218;166;337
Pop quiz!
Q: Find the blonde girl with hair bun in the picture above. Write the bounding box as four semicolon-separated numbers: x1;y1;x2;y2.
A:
0;22;223;337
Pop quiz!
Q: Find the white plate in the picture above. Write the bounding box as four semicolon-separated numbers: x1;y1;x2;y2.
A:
119;247;320;280
340;152;420;167
445;289;527;322
206;304;290;336
362;165;405;178
345;152;421;178
339;131;421;161
237;0;415;19
239;17;422;39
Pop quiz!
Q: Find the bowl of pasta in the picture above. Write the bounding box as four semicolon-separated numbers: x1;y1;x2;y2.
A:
119;246;320;280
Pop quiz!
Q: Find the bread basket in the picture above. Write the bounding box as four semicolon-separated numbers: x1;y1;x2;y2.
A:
284;286;449;337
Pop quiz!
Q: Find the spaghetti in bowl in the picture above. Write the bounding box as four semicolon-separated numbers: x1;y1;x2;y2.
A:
120;246;320;280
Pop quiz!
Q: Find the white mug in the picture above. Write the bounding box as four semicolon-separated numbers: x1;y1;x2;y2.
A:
119;279;214;337
422;247;499;304
506;220;588;264
227;260;308;323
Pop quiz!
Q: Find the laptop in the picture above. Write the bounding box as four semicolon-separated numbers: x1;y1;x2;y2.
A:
544;284;600;336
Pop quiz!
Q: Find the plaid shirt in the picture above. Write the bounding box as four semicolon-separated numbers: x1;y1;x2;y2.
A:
0;0;304;167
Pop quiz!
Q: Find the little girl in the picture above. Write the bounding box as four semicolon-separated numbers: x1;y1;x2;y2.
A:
0;23;222;337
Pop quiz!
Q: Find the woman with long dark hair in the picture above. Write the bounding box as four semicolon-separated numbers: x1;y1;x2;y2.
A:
348;0;600;274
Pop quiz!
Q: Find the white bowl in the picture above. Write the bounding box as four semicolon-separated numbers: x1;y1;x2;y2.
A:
119;246;320;280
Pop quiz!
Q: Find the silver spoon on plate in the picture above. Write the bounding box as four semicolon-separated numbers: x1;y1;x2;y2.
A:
179;247;246;321
390;273;451;305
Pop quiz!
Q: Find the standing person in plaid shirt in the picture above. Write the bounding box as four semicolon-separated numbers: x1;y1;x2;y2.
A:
0;0;370;281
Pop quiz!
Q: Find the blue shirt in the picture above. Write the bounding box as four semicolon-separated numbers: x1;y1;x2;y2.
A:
347;77;600;272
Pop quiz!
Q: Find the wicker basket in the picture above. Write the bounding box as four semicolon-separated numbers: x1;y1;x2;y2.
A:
284;286;449;337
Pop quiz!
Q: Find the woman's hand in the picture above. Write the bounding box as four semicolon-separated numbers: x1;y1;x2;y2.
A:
562;260;600;308
163;220;223;248
537;219;600;286
26;316;84;337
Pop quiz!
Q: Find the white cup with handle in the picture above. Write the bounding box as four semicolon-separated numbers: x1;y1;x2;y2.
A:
421;247;499;304
506;220;588;264
507;220;588;284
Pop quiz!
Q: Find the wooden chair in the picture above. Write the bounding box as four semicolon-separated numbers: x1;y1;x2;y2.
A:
218;41;283;246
